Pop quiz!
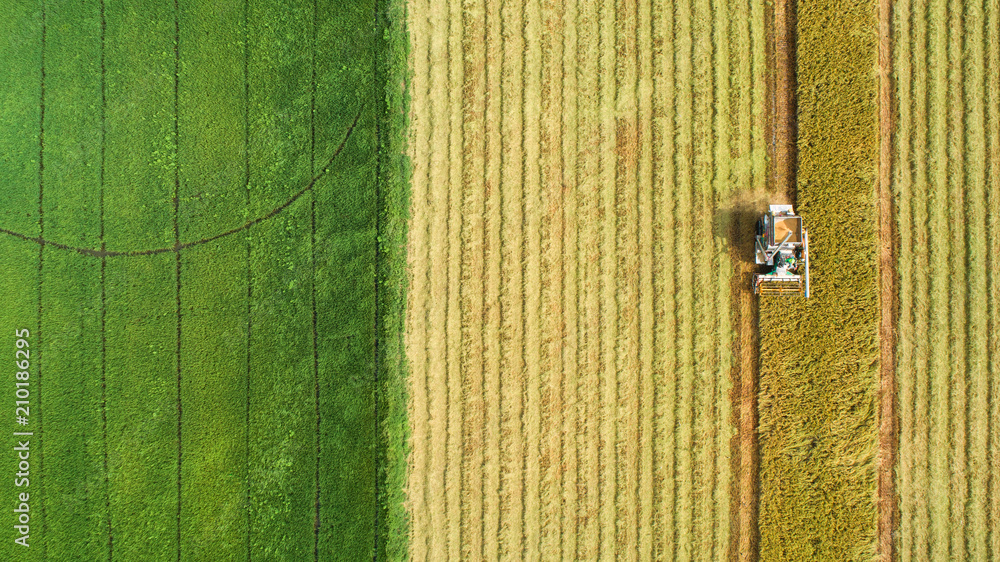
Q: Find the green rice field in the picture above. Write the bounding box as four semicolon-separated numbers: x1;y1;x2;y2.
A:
0;0;408;559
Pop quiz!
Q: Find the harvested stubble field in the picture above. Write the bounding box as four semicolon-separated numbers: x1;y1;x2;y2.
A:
892;0;1000;556
405;0;774;557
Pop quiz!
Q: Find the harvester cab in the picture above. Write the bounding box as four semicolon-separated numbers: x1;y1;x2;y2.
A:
753;204;810;297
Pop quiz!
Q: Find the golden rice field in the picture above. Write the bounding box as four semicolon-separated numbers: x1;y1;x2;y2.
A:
404;0;772;557
756;0;882;555
893;0;1000;557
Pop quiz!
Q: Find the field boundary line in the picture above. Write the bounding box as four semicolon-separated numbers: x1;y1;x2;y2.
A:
877;0;899;557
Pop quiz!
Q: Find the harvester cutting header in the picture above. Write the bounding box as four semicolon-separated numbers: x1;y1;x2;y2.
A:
754;204;810;297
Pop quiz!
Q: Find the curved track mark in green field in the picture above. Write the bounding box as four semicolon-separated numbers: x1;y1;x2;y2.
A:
0;106;363;259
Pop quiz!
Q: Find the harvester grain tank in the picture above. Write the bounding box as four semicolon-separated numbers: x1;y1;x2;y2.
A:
753;204;810;297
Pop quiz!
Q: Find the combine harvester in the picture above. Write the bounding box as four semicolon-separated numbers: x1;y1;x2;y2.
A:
754;204;810;297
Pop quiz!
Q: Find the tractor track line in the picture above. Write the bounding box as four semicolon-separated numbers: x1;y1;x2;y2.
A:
0;109;362;260
648;0;668;550
726;0;755;558
674;0;696;550
928;0;950;552
910;0;931;553
575;0;601;554
372;0;389;555
692;0;720;548
734;0;765;556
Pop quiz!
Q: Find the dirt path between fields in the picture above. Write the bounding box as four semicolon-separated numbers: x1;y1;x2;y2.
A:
730;200;761;562
877;0;898;557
